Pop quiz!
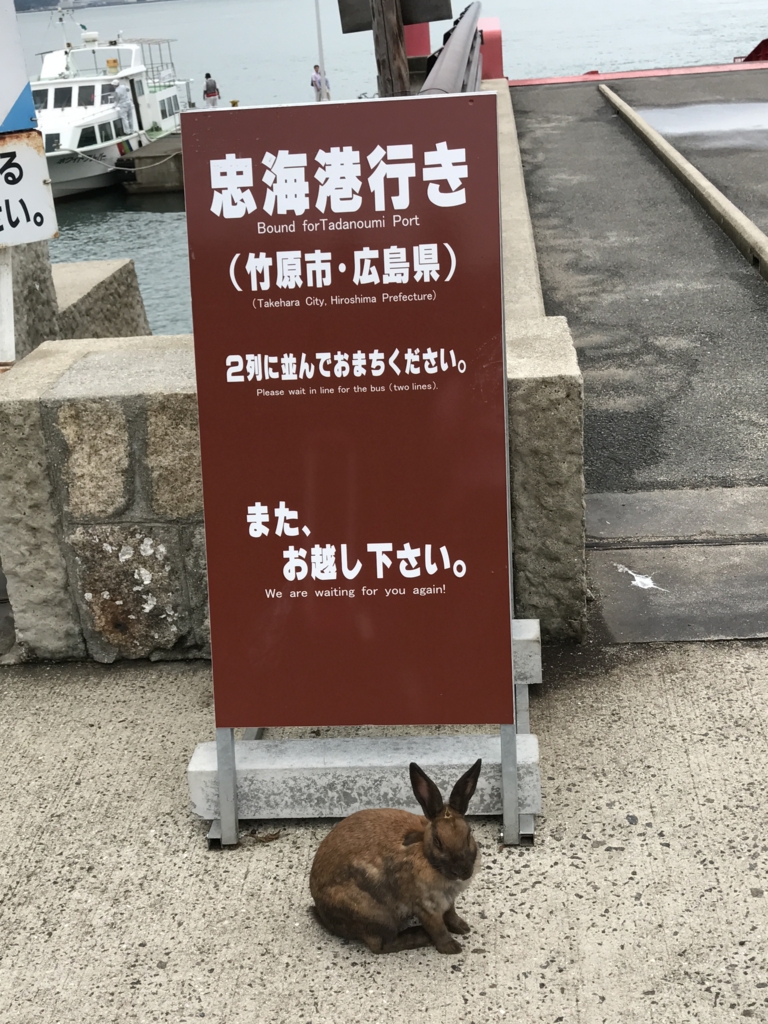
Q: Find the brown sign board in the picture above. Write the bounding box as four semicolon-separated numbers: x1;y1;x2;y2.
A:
181;92;513;728
338;0;452;33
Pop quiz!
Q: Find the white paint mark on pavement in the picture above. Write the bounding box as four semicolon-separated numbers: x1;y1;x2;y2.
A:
614;563;667;591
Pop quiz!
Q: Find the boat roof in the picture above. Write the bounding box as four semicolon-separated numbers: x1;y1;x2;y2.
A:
36;41;145;82
34;33;182;88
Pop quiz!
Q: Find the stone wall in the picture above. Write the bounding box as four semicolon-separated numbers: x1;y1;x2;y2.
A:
0;336;206;663
1;244;153;656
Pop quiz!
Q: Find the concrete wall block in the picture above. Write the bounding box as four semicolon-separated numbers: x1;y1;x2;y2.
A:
67;523;193;662
511;619;542;687
484;78;587;643
146;393;204;519
507;318;586;642
12;251;151;363
0;399;85;660
53;260;151;340
50;399;132;520
0;336;207;663
12;241;60;361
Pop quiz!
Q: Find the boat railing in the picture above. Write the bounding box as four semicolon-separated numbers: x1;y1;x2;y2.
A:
124;39;183;92
145;68;178;91
420;2;483;95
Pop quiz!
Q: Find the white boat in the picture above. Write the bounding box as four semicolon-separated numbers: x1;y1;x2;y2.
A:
32;23;190;198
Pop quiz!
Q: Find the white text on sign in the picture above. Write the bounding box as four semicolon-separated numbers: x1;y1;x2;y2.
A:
225;347;467;383
209;142;468;219
246;501;467;583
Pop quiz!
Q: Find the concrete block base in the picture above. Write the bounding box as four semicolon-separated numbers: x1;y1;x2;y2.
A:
187;733;541;821
512;619;542;687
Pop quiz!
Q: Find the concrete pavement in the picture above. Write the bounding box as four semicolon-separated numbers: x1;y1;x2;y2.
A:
512;76;768;495
2;642;768;1023
613;68;768;241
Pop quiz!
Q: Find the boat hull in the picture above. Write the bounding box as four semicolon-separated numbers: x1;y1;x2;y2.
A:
47;144;124;198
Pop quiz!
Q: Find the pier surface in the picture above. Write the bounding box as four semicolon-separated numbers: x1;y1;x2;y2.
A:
513;70;768;495
2;644;768;1024
513;69;768;645
3;68;768;1024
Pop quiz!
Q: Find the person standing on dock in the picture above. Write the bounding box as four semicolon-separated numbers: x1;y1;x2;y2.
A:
203;73;221;108
311;65;330;101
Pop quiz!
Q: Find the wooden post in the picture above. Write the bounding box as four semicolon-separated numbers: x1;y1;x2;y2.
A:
370;0;410;97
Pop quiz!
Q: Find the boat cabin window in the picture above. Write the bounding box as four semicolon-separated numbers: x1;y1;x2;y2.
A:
53;87;72;109
113;118;125;138
78;126;98;148
32;89;48;111
100;84;116;105
78;85;95;107
159;94;179;119
99;122;114;142
44;133;60;153
134;80;145;97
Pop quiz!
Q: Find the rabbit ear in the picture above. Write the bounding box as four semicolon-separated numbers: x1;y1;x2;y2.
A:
409;762;444;819
448;759;482;815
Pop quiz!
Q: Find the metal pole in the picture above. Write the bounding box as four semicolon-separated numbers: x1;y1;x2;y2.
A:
215;727;239;846
0;249;15;364
500;723;520;845
314;0;329;101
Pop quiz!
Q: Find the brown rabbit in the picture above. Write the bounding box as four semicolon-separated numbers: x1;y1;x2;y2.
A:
310;759;482;954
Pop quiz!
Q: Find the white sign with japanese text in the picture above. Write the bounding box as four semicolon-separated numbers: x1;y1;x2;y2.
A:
0;132;58;248
183;95;513;728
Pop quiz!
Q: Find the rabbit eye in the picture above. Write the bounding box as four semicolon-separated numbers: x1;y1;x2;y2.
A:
433;833;443;850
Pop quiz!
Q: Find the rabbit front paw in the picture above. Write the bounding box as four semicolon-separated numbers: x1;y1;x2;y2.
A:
436;937;464;955
444;908;470;934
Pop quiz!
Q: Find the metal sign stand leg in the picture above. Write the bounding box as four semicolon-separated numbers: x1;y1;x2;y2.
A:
500;723;520;846
210;727;239;847
516;680;535;843
208;727;264;847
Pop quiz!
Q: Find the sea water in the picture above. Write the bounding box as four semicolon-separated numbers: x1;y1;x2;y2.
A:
16;0;768;333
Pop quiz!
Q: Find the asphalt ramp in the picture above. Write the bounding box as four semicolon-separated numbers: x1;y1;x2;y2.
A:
587;487;768;642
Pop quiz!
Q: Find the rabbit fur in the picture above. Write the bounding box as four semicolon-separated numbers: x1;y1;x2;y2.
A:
310;759;482;954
